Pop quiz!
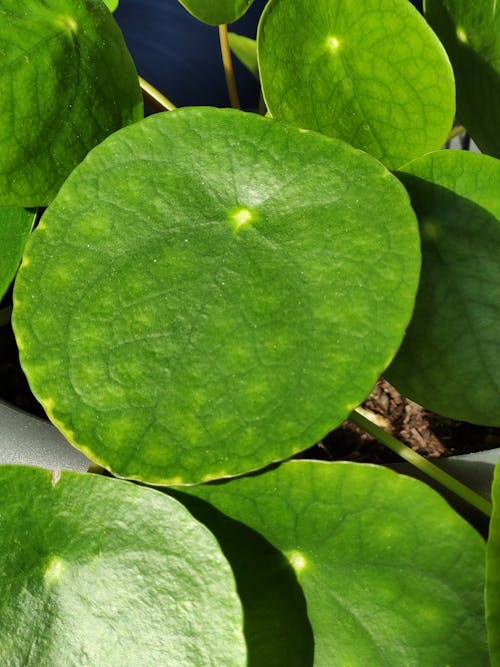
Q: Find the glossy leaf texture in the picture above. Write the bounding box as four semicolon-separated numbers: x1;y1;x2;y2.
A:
0;465;246;665
12;107;420;485
0;0;143;207
229;32;259;79
177;0;255;25
180;461;489;666
425;0;500;158
486;456;500;666
0;207;35;301
388;150;500;426
103;0;119;10
258;0;455;170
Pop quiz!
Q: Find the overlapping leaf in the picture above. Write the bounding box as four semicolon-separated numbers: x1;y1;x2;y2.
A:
169;487;314;666
0;465;246;665
388;150;500;425
425;0;500;157
0;207;35;301
180;461;489;665
486;455;500;666
229;33;259;78
258;0;455;169
13;107;420;484
0;0;142;206
177;0;255;25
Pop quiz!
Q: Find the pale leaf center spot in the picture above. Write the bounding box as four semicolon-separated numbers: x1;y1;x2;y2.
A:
287;550;308;574
44;555;65;583
55;15;78;34
456;27;468;44
422;220;441;241
326;35;341;53
229;206;257;232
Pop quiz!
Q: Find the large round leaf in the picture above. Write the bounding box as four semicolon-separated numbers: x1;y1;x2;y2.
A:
486;456;500;666
425;0;500;158
181;461;489;666
258;0;455;169
0;465;246;665
0;0;143;207
13;107;420;485
177;0;255;25
388;150;500;426
0;207;35;301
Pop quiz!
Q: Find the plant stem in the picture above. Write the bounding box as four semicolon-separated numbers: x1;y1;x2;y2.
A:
447;124;465;141
218;24;240;109
139;76;177;112
0;306;12;328
349;407;492;518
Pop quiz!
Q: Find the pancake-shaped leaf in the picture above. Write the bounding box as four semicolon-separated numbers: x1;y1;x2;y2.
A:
258;0;455;169
0;465;246;665
0;0;143;207
169;489;314;666
486;457;500;666
388;150;500;426
181;461;489;666
425;0;500;158
229;33;259;79
13;107;420;485
0;207;35;301
178;0;255;25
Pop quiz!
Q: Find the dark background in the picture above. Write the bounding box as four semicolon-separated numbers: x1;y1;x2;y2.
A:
114;0;424;110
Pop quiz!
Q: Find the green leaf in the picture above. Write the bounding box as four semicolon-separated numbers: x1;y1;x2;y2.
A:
103;0;119;11
229;33;259;79
486;456;500;666
0;465;246;665
177;0;255;25
0;0;143;207
181;461;489;666
12;107;420;485
388;150;500;426
424;0;500;158
258;0;455;170
0;207;35;301
168;489;314;666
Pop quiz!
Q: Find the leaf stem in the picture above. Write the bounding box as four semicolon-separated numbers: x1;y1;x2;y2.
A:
0;306;12;328
349;407;492;518
139;76;177;112
447;124;465;142
218;24;240;109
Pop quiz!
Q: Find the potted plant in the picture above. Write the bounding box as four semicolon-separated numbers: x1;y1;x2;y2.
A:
0;0;499;664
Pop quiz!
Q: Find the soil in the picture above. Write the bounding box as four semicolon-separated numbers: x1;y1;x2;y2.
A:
1;289;499;460
303;378;500;464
